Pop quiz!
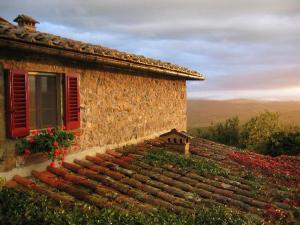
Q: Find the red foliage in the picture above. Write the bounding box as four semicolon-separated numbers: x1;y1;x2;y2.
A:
228;151;300;185
282;198;300;207
264;204;288;219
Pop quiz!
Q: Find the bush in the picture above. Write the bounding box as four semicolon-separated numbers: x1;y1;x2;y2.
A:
193;117;241;147
191;111;298;156
0;188;263;225
265;131;300;156
240;111;281;150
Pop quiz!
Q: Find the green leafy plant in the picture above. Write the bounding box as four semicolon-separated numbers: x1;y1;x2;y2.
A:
193;117;241;148
0;188;263;225
265;131;300;156
143;148;228;177
15;127;75;167
192;112;290;155
240;111;281;150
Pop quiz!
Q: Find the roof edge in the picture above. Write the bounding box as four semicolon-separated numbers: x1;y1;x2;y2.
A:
0;38;205;80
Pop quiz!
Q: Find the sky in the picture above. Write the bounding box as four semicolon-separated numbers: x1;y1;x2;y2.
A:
1;0;300;101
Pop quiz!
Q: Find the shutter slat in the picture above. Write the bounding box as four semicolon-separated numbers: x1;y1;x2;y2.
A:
6;70;30;138
64;73;80;129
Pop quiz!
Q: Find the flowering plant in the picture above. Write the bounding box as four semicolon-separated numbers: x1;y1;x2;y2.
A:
229;151;300;185
16;127;76;167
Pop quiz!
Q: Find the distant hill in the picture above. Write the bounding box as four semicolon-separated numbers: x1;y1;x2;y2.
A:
187;99;300;128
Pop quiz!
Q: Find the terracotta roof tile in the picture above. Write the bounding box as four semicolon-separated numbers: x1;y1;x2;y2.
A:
0;19;204;80
6;138;300;223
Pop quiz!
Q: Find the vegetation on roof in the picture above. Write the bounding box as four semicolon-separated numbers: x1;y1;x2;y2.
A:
2;138;300;224
142;148;228;177
0;188;264;225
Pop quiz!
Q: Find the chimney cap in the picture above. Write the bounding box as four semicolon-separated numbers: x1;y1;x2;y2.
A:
13;14;39;25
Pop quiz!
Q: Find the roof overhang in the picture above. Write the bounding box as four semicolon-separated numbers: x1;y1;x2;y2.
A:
0;38;205;80
0;19;205;81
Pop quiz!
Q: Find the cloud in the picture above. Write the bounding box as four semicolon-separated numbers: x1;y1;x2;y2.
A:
0;0;300;100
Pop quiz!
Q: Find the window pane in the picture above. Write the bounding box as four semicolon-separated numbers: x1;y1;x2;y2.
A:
39;75;58;128
28;74;60;129
28;76;37;129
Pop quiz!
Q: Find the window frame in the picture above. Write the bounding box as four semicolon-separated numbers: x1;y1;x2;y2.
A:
6;69;81;138
28;72;64;131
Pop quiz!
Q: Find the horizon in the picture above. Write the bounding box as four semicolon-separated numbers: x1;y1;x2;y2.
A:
1;0;299;101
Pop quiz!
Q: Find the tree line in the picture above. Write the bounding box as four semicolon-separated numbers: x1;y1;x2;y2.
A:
191;111;300;156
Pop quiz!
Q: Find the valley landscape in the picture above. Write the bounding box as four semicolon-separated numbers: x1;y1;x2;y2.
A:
187;99;300;128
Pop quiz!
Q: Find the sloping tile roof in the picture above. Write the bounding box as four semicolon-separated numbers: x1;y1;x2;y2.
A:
0;17;204;80
6;138;300;223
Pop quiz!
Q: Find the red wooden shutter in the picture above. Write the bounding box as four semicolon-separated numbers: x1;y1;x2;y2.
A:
64;73;80;129
6;70;30;138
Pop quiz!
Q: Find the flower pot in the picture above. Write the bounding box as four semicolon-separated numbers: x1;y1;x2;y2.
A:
25;152;49;166
16;152;49;167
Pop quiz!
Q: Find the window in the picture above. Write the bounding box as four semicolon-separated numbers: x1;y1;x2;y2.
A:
6;70;80;138
174;138;177;143
180;139;183;144
168;138;171;143
28;73;62;129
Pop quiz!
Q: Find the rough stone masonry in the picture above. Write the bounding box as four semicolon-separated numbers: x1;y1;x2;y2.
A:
0;51;187;172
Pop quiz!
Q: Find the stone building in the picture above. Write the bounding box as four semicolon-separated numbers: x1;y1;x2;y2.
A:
0;15;204;173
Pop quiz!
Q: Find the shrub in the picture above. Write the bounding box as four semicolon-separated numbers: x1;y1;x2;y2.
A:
193;117;241;147
0;188;263;225
240;111;281;150
191;112;299;156
265;131;300;156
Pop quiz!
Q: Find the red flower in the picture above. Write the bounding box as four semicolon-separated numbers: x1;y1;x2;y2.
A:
53;141;58;147
63;148;68;154
49;133;53;138
29;138;35;144
30;130;38;135
24;149;31;157
47;127;52;133
58;160;63;166
282;199;290;204
50;161;55;168
54;149;59;158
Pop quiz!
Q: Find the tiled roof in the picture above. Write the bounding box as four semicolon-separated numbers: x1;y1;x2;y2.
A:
0;17;204;80
6;138;300;223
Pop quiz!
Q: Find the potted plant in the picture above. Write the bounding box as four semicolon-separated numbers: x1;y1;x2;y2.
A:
16;127;76;167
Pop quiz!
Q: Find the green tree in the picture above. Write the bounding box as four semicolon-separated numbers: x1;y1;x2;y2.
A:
265;131;300;156
194;117;241;147
211;117;240;147
240;111;280;151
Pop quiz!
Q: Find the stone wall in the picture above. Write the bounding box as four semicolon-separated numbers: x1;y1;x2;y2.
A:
0;51;187;172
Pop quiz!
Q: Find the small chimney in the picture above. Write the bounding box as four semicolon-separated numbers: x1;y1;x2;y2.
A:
13;14;39;31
